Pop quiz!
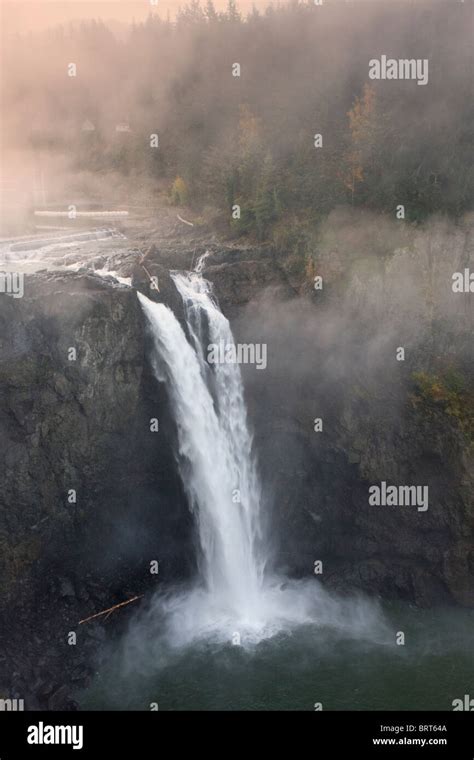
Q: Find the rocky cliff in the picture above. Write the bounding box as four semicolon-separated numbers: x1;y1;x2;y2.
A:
0;271;193;708
0;210;472;707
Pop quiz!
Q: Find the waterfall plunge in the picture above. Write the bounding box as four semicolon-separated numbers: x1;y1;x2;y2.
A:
137;267;387;646
137;271;264;624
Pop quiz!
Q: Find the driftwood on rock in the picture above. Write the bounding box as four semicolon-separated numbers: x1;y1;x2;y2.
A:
177;213;194;227
78;595;143;625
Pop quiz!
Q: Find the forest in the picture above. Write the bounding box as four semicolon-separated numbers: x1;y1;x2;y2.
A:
3;0;473;246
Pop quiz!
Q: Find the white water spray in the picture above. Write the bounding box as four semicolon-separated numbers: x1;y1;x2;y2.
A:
138;267;264;623
138;262;388;646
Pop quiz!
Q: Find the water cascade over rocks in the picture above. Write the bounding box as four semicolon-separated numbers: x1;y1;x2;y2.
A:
138;260;386;646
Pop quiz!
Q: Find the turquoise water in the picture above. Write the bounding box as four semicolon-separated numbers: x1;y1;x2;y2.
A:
79;602;474;711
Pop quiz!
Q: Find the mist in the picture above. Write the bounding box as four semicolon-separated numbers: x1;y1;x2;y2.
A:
1;0;474;718
2;0;473;236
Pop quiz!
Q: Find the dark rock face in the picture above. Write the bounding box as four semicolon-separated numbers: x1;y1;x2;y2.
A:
0;271;194;708
248;370;473;607
204;258;294;321
0;274;139;588
228;214;474;609
0;273;193;599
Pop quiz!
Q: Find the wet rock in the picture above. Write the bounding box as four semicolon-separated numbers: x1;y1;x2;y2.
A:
48;685;70;711
86;624;106;643
59;578;76;599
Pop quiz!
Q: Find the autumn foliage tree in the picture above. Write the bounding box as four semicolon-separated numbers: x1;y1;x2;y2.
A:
4;1;472;237
342;84;376;204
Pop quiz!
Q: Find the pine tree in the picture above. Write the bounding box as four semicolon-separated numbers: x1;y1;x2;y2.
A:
226;0;241;23
205;0;218;22
253;153;277;239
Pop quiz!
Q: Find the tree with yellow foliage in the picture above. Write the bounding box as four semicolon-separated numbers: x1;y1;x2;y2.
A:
342;84;376;204
171;176;189;205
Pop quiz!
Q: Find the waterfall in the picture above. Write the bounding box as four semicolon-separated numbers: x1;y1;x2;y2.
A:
137;261;387;645
137;266;265;623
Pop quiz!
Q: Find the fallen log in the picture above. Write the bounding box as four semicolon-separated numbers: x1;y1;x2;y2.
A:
78;595;143;625
177;213;194;227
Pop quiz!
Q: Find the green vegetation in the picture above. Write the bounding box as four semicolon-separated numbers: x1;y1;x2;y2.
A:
4;1;473;245
170;176;190;206
412;370;474;445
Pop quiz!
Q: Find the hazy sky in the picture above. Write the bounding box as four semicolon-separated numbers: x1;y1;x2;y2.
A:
2;0;272;35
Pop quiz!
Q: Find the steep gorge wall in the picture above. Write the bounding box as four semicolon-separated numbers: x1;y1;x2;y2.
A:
221;212;474;606
0;212;472;625
0;216;472;707
0;273;193;614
